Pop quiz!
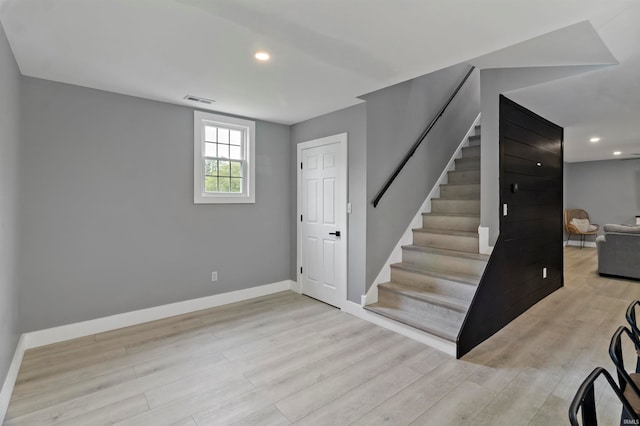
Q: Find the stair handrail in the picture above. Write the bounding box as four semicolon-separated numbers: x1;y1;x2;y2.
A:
371;65;476;208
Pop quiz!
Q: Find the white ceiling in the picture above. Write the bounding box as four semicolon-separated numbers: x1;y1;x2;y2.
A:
1;0;640;162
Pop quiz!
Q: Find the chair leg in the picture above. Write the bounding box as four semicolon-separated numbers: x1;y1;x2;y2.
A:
566;234;571;247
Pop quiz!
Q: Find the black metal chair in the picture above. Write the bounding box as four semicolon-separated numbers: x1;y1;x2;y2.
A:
569;367;639;425
626;301;640;341
609;326;640;417
626;300;640;373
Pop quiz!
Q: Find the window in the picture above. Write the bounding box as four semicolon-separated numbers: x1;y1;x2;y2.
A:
194;111;255;204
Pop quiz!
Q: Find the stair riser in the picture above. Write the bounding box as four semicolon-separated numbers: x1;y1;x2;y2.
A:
402;249;487;277
454;158;480;171
447;170;480;184
440;184;480;200
462;145;480;158
431;199;480;214
468;135;481;147
413;231;479;253
390;267;477;301
378;287;466;324
422;215;480;232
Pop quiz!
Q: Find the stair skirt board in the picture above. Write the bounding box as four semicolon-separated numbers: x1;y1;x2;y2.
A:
366;115;488;352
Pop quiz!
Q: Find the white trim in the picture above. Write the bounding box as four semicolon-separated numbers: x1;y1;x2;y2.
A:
193;111;256;204
290;280;301;294
296;133;348;310
0;335;26;423
341;301;456;357
566;240;597;248
0;279;295;424
478;226;494;255
24;280;294;349
367;113;482;302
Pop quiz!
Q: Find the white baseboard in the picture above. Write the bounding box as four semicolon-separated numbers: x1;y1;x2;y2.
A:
0;279;295;424
24;280;295;349
342;301;456;357
0;335;26;423
566;240;597;248
290;280;301;294
478;226;494;255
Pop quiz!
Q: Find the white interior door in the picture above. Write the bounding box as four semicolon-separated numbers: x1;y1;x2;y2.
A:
298;134;347;308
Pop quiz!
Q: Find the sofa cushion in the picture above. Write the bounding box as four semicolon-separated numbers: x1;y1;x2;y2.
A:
604;224;640;234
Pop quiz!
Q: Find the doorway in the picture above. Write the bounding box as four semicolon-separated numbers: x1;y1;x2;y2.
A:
296;133;348;308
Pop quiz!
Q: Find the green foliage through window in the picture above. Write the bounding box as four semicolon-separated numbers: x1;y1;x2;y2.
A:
204;159;243;193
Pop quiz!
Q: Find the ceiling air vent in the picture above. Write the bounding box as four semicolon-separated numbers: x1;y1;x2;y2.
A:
183;95;215;105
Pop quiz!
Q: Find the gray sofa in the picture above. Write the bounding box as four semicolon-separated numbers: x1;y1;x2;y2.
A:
596;224;640;280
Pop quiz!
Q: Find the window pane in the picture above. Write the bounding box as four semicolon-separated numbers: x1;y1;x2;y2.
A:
230;161;242;177
204;142;217;157
218;144;230;159
218;128;229;144
230;145;242;160
218;161;231;177
205;176;218;192
230;130;242;145
219;177;231;192
204;159;218;176
204;126;217;142
230;178;242;193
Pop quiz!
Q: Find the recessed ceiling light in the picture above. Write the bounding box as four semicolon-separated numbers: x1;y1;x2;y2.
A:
590;137;600;143
613;151;622;156
254;51;270;62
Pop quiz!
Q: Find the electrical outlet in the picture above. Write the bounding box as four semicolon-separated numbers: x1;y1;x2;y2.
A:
211;271;218;282
542;267;547;279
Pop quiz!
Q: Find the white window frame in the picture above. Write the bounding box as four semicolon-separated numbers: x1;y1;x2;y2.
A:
194;111;256;204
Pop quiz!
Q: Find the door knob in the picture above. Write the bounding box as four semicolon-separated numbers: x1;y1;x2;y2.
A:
329;231;341;237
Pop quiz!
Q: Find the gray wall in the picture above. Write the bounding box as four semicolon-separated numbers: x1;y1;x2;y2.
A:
290;104;367;302
565;159;640;228
18;77;291;332
363;64;480;288
0;22;21;385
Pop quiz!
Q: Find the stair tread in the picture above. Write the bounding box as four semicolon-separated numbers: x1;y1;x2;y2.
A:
391;262;480;285
364;304;459;342
379;281;471;312
412;228;479;238
403;244;489;261
440;183;480;187
433;199;479;203
422;212;480;218
449;167;480;171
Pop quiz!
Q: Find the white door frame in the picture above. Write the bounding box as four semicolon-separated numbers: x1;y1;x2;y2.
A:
296;133;348;309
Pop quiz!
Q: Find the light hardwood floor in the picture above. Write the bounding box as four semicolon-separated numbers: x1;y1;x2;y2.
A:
5;247;640;425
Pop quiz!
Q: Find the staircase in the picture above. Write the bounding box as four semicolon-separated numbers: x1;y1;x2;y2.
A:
365;126;488;344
